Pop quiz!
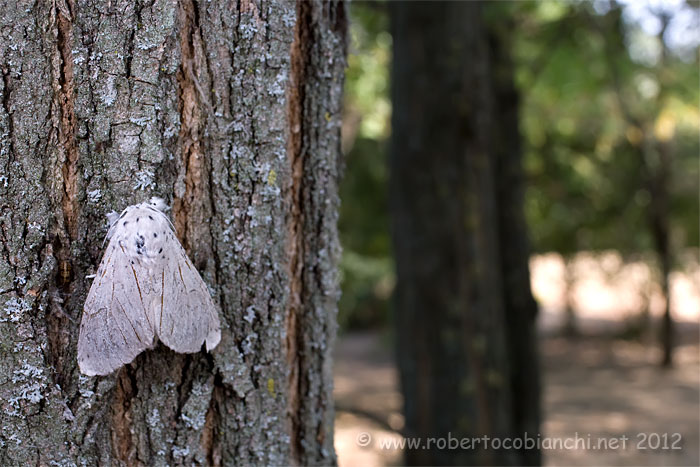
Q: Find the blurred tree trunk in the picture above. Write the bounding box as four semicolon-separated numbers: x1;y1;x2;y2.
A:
562;258;579;337
603;6;674;366
0;0;345;464
390;1;540;465
652;137;673;367
488;17;542;466
650;14;673;368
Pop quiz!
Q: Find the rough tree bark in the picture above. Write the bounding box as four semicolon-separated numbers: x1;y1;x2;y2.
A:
390;1;540;465
0;0;346;465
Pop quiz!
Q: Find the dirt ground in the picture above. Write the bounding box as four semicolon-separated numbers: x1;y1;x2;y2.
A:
334;328;700;466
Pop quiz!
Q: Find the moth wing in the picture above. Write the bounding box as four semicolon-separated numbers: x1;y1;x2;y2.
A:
78;241;158;376
156;242;221;353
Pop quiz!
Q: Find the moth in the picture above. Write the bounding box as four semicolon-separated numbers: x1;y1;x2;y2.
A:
78;197;221;376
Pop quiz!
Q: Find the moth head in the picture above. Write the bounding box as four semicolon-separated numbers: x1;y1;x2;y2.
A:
148;197;169;212
105;210;121;241
106;210;120;226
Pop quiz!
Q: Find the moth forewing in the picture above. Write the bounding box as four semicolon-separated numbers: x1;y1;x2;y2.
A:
78;239;157;376
157;242;221;354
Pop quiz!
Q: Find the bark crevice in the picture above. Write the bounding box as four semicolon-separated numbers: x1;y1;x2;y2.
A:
174;0;208;253
1;69;13;169
46;0;78;396
112;368;137;464
284;1;311;462
55;0;79;241
200;379;223;466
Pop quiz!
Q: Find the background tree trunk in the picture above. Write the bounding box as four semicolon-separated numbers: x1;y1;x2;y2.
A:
649;15;673;368
390;1;540;465
0;0;346;464
390;1;512;465
601;6;675;367
488;16;542;466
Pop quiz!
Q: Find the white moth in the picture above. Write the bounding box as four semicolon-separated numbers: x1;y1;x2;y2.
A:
78;197;221;376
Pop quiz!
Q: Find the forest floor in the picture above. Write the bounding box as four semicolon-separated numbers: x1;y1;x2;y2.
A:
334;325;700;466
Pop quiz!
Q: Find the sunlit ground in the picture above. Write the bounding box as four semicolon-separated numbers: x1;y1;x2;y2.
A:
334;252;700;466
532;251;700;334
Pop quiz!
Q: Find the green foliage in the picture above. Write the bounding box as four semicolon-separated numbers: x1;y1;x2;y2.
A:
510;1;699;256
339;2;392;330
339;0;699;330
345;2;391;141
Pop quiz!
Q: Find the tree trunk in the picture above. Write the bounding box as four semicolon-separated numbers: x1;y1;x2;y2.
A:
562;258;579;337
653;138;673;367
391;2;517;465
602;7;674;367
0;0;346;465
488;18;542;466
651;15;673;368
390;1;541;465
